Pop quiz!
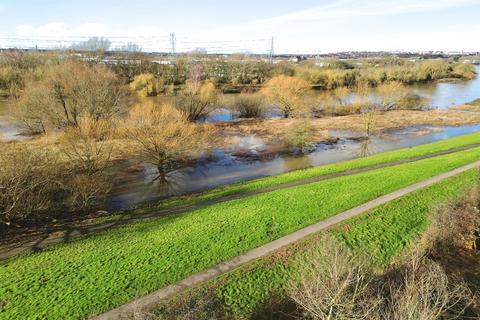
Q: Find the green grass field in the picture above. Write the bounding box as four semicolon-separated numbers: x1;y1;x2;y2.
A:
132;131;480;214
1;144;480;319
159;169;477;317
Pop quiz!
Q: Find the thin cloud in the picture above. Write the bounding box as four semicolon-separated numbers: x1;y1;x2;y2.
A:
15;23;167;38
259;0;480;25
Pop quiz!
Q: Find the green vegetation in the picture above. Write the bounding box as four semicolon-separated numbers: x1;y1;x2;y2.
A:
1;147;480;319
285;119;314;152
154;169;477;318
132;131;480;214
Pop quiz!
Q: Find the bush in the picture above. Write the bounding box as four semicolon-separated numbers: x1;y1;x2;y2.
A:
0;117;116;224
262;75;311;118
130;73;163;97
0;143;66;224
14;61;129;133
285;119;314;153
232;93;265;118
288;236;475;320
396;93;428;111
288;236;381;320
127;102;213;177
452;63;477;80
0;66;23;97
59;117;115;175
175;80;219;121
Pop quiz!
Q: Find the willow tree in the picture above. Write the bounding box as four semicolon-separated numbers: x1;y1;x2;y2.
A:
174;80;219;122
261;75;311;118
14;61;129;133
126;102;213;179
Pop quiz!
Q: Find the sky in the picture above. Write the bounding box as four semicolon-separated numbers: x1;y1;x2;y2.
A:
0;0;480;53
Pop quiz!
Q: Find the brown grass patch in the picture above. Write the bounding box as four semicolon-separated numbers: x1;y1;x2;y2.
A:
215;110;480;147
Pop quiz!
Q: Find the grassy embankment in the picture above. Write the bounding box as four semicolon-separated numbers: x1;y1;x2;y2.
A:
155;169;478;318
1;142;480;319
130;131;480;214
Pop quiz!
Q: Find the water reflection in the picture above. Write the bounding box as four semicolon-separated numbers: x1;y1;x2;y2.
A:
205;65;480;123
357;139;374;158
282;153;313;172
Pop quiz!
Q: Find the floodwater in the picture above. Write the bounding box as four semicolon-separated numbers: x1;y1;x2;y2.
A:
413;71;480;109
107;66;480;209
2;67;480;211
0;99;26;141
107;123;480;210
206;65;480;122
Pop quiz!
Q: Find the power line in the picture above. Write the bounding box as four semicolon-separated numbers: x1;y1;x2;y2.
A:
0;34;275;54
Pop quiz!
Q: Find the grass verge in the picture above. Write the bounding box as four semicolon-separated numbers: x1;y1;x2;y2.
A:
155;169;477;318
1;147;480;319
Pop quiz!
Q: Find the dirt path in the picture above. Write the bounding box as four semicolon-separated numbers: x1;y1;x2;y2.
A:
93;159;480;320
2;143;480;261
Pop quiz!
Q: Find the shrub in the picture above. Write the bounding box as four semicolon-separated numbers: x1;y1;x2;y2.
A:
396;93;428;111
175;80;219;121
130;73;161;97
385;250;474;320
232;93;265;118
59;117;115;176
66;173;111;210
262;75;311;118
0;143;66;224
288;236;475;320
0;117;116;224
452;63;477;80
376;82;409;111
0;66;23;97
285;119;314;153
126;102;213;177
288;236;382;320
14;61;129;133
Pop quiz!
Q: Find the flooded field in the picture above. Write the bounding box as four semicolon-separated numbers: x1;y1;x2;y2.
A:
3;66;480;211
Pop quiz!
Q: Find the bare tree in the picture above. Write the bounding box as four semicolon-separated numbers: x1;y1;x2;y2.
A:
71;37;111;52
385;250;474;320
14;61;129;133
126;102;213;179
262;75;311;118
175;80;218;121
288;236;382;320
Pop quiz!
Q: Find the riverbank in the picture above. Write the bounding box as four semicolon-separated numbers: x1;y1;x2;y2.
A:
3;132;480;256
2;145;480;319
451;99;480;112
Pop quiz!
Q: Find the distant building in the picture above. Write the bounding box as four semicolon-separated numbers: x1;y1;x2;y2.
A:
152;60;175;65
